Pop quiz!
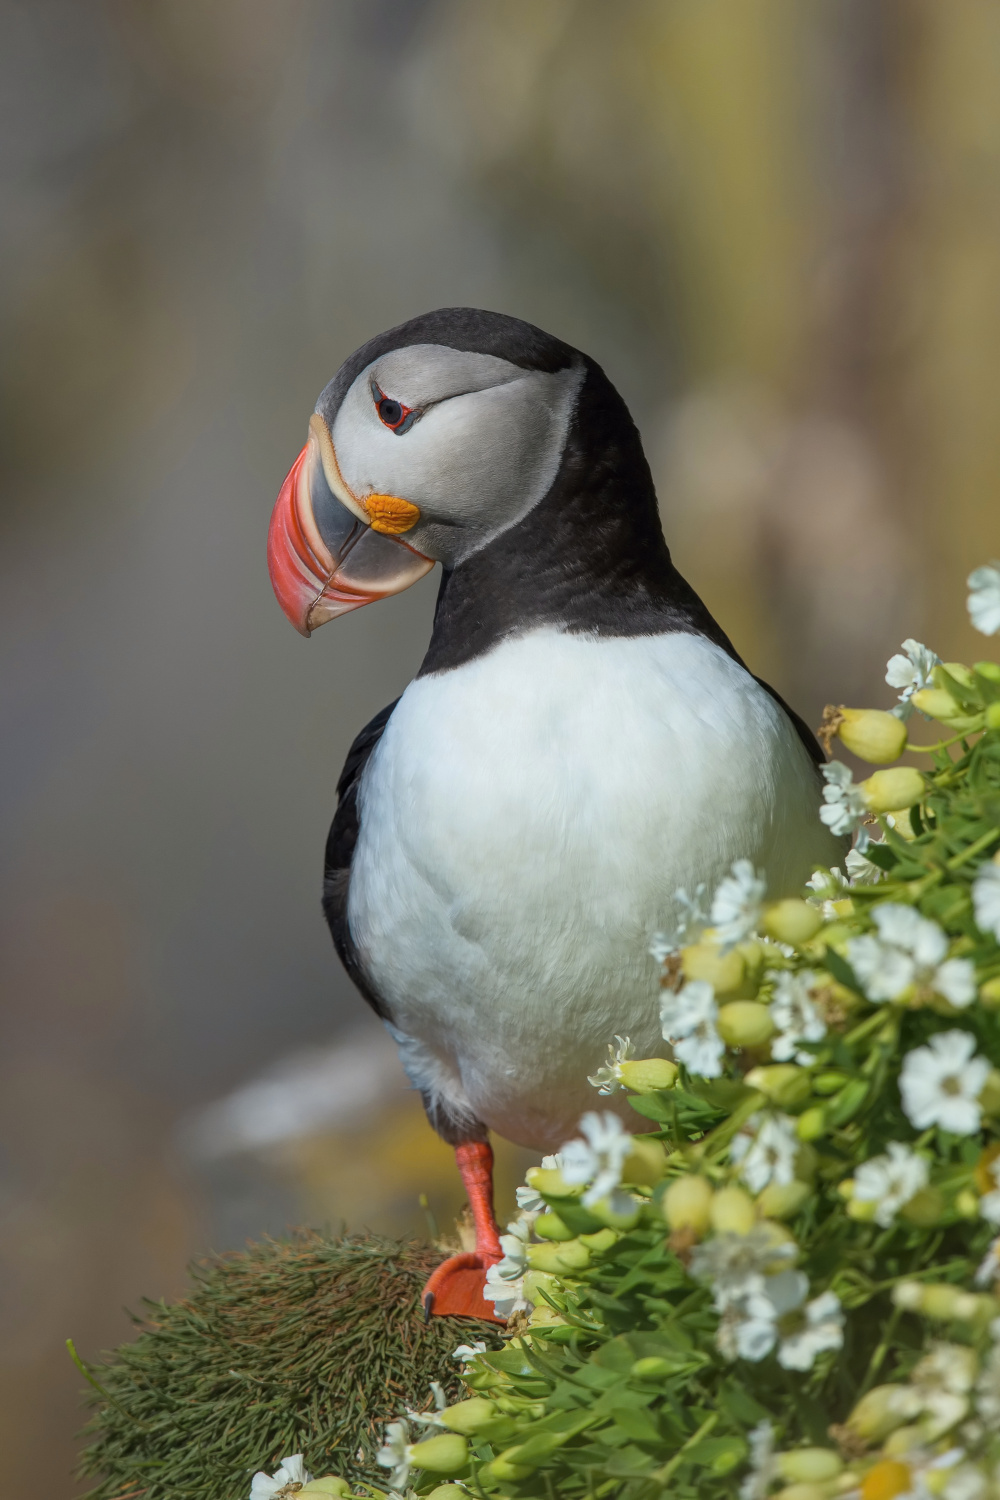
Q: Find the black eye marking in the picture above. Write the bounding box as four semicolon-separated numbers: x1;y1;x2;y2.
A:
370;377;420;435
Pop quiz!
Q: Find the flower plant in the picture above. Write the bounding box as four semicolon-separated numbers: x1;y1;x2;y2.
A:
342;566;1000;1500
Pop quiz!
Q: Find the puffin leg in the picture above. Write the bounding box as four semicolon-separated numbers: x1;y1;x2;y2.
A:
421;1140;505;1323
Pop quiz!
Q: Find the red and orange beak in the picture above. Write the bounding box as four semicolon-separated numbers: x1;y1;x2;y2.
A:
267;414;433;636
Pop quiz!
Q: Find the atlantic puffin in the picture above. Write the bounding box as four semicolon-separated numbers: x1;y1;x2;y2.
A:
267;308;844;1322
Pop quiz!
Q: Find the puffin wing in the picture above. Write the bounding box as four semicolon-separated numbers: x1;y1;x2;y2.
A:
322;698;399;1020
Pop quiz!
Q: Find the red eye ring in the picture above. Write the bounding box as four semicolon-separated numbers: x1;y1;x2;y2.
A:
371;378;418;435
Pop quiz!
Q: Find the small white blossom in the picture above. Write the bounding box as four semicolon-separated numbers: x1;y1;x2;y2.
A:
660;979;725;1077
848;904;976;1007
975;1235;1000;1289
250;1456;312;1500
848;934;916;1001
820;762;870;849
979;1159;1000;1226
452;1341;488;1364
768;969;826;1065
910;1344;978;1439
717;1269;843;1370
975;1342;1000;1428
515;1154;562;1215
560;1111;633;1209
973;862;1000;944
689;1223;797;1308
853;1143;930;1226
711;859;766;951
942;1463;988;1500
806;866;849;901
406;1382;448;1427
588;1036;635;1094
730;1112;799;1194
483;1218;533;1319
776;1288;844;1371
377;1421;414;1492
651;885;709;959
900;1030;990;1135
968;565;1000;636
739;1420;776;1500
846;846;885;885
886;638;942;719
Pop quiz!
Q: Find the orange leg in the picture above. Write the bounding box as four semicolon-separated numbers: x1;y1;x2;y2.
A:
421;1140;506;1323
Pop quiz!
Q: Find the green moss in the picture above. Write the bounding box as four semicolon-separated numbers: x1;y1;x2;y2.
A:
77;1231;499;1500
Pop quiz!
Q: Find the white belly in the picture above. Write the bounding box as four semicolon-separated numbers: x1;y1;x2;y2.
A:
347;628;840;1150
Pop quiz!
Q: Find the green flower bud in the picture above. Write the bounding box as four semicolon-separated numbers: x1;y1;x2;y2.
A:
300;1481;354;1497
975;661;1000;682
407;1433;469;1474
797;1107;826;1141
439;1398;497;1435
528;1304;566;1328
622;1136;668;1185
987;703;1000;730
618;1057;679;1093
534;1212;574;1241
717;1000;775;1047
911;687;963;721
942;661;976;688
745;1064;812;1108
630;1356;675;1380
860;767;924;813
587;1194;641;1230
899;1186;945;1226
981;977;1000;1009
847;1384;914;1443
756;1180;811;1220
578;1226;619;1251
955;1189;979;1220
524;1165;581;1199
480;1456;531;1483
708;1185;756;1235
836;708;908;764
773;1483;829;1500
762;899;824;945
981;1068;1000;1117
847;1196;878;1221
425;1488;469;1500
776;1449;843;1484
813;1071;851;1095
681;942;746;995
662;1174;713;1234
526;1238;590;1273
521;1270;561;1303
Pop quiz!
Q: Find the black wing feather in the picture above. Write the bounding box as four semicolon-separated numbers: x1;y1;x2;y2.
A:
322;699;399;1021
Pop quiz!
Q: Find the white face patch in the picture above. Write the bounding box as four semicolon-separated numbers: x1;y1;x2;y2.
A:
327;344;584;565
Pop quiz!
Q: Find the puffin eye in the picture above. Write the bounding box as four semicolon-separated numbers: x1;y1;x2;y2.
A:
371;377;418;435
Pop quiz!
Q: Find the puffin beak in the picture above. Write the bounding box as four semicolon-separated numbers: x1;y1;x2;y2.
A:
267;415;434;636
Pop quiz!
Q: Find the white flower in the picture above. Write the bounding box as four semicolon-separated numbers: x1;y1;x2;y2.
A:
660;979;725;1077
852;1143;930;1226
515;1153;562;1215
975;1235;1000;1289
846;846;884;885
776;1288;844;1371
806;866;849;901
739;1420;776;1500
848;934;916;1001
968;565;1000;636
482;1217;533;1319
886;638;942;719
848;904;976;1007
249;1455;312;1500
653;884;710;957
820;762;870;849
899;1030;990;1135
717;1269;843;1370
973;862;1000;944
942;1462;988;1500
452;1341;488;1364
377;1421;414;1492
689;1223;797;1309
588;1036;635;1094
910;1344;978;1439
730;1112;799;1194
768;970;826;1065
711;859;766;951
975;1342;1000;1427
406;1381;448;1427
560;1111;633;1209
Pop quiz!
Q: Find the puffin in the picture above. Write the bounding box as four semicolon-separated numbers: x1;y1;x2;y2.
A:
266;308;844;1322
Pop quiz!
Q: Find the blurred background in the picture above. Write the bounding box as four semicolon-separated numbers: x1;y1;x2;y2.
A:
2;0;1000;1490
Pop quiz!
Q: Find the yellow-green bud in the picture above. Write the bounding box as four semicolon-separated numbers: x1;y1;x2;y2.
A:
836;708;908;764
745;1064;812;1108
521;1270;561;1303
708;1185;755;1235
980;1068;1000;1117
481;1456;531;1483
955;1189;979;1220
623;1136;668;1185
975;661;1000;682
534;1211;574;1241
407;1433;469;1474
618;1057;679;1093
439;1398;498;1435
578;1226;619;1252
631;1356;675;1380
717;1000;775;1047
681;942;746;995
662;1174;713;1235
847;1196;878;1222
762;899;824;945
526;1238;590;1273
587;1194;640;1230
301;1481;354;1497
913;1284;963;1320
847;1384;914;1443
776;1450;843;1484
860;767;924;813
982;978;1000;1010
942;661;976;687
899;1186;945;1227
528;1305;566;1328
796;1107;826;1141
773;1484;829;1500
911;687;963;721
987;703;1000;730
426;1488;470;1500
756;1180;811;1220
524;1165;580;1199
883;1427;923;1457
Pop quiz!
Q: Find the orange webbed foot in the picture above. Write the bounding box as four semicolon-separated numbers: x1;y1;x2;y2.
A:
421;1250;505;1323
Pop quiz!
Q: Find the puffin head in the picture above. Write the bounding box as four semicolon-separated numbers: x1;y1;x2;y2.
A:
267;308;594;636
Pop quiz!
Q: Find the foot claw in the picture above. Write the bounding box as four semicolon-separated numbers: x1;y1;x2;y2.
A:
420;1251;504;1323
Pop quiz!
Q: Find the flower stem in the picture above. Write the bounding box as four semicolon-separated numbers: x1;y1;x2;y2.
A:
651;1412;719;1484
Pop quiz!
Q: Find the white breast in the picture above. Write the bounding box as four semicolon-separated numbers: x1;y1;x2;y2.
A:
347;628;840;1150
